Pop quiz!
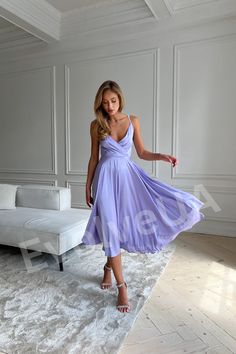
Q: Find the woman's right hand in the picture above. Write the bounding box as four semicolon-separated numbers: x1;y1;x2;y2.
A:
160;154;178;168
86;187;94;208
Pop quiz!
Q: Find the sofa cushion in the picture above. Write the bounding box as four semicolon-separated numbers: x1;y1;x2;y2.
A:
16;185;71;211
0;184;18;210
0;207;91;255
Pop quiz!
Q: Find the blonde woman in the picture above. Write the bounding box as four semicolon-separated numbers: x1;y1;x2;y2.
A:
82;80;204;313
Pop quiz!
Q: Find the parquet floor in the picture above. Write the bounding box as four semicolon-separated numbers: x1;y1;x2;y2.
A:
119;233;236;354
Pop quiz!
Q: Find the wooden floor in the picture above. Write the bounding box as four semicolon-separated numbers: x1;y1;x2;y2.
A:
119;233;236;354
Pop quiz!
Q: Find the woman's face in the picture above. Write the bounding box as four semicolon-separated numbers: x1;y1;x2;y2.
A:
102;90;120;116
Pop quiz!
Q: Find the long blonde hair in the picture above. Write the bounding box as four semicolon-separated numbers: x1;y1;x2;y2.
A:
93;80;125;141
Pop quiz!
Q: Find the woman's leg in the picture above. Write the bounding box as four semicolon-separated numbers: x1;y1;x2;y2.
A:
106;256;112;267
110;253;130;313
101;257;112;289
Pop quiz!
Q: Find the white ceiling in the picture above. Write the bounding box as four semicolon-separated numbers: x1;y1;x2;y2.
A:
0;16;10;29
0;0;236;55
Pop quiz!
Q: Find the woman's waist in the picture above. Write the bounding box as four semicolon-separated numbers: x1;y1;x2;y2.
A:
100;154;130;160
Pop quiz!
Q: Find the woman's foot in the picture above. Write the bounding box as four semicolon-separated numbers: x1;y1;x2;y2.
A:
100;264;112;289
116;282;130;313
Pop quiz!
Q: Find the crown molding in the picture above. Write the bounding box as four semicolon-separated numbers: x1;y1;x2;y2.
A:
0;0;61;42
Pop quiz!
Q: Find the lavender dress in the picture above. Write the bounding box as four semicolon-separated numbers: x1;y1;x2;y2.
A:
82;114;205;257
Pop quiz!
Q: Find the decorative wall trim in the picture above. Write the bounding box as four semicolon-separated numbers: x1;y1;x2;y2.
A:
0;65;57;175
0;178;57;186
64;64;88;176
51;65;58;176
172;34;236;181
65;65;74;176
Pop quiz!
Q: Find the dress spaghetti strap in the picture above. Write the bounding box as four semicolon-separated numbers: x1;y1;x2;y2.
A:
127;114;133;132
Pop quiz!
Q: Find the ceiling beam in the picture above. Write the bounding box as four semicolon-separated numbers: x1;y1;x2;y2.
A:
144;0;171;20
0;0;60;42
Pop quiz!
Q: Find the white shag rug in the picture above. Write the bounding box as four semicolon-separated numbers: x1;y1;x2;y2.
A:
0;242;176;354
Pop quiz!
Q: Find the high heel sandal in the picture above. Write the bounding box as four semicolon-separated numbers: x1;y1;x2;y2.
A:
116;282;131;312
100;264;112;290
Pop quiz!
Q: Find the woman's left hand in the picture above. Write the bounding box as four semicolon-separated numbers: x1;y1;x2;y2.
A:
161;154;178;167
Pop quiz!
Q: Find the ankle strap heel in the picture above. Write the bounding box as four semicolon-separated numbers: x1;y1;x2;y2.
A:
116;282;130;312
104;264;112;271
116;282;127;289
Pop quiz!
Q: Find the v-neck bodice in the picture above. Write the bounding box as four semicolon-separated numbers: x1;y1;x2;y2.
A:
108;115;132;144
100;114;134;160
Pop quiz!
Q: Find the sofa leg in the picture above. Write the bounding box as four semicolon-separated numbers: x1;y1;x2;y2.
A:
58;255;63;271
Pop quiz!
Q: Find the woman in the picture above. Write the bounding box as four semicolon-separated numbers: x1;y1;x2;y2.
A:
82;80;204;313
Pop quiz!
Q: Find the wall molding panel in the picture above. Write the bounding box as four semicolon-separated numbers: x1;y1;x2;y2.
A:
0;65;57;175
172;34;236;181
65;49;160;178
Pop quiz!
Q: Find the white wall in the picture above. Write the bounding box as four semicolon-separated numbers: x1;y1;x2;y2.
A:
0;16;236;237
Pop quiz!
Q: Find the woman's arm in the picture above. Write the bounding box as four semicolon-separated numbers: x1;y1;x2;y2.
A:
132;115;178;167
85;120;100;207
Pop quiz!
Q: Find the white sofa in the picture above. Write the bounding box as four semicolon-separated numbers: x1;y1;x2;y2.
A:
0;184;91;271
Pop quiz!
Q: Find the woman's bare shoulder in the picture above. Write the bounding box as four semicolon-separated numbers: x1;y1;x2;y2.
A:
129;114;140;126
90;119;97;127
90;119;99;130
89;119;98;138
